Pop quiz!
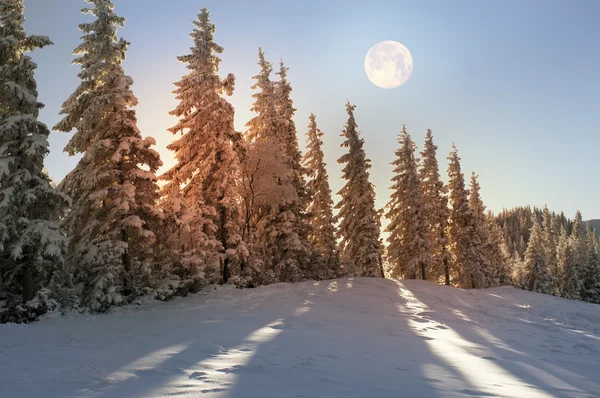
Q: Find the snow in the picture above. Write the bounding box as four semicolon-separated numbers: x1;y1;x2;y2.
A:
1;278;600;397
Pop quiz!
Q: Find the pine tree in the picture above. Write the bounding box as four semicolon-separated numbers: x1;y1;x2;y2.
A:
159;8;247;289
522;216;552;294
243;49;310;283
336;103;383;277
303;114;339;277
274;60;308;207
564;211;586;299
582;227;600;303
0;0;70;322
418;129;450;284
541;206;558;293
385;126;430;280
486;215;512;286
468;172;494;286
54;0;162;311
446;144;485;288
556;225;575;299
468;172;486;221
272;59;315;279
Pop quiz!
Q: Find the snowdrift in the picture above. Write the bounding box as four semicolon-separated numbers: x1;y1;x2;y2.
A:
1;278;599;397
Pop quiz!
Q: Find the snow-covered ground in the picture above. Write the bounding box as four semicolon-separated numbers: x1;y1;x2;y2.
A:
1;278;600;398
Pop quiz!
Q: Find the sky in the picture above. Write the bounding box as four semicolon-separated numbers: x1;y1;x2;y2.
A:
22;0;600;220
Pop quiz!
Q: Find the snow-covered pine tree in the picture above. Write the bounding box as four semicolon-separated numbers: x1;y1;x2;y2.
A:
556;225;575;299
54;0;162;312
486;215;512;286
468;172;486;221
385;126;430;280
418;129;450;284
336;103;383;278
275;60;308;208
243;49;310;283
564;211;586;300
446;144;485;288
159;8;247;290
522;216;552;294
0;0;71;322
582;227;600;303
272;60;316;279
303;113;339;278
541;206;559;294
467;172;494;286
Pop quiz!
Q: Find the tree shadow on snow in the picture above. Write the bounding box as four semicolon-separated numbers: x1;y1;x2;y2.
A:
226;278;481;398
68;283;311;398
407;282;600;397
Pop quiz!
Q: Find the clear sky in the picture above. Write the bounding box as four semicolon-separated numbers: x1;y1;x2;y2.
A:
23;0;600;220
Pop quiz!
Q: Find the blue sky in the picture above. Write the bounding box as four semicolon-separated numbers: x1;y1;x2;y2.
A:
23;0;600;219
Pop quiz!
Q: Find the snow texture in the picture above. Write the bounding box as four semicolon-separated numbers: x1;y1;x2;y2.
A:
1;277;599;397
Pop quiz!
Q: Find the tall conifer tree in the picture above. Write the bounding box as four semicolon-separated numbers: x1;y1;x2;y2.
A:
564;211;586;299
419;130;450;284
54;0;162;311
303;114;339;277
0;0;70;321
336;103;383;277
385;126;429;280
447;145;485;288
160;8;247;287
523;216;552;294
468;173;494;285
244;49;310;282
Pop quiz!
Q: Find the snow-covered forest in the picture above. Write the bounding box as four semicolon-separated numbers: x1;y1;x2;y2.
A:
1;0;599;324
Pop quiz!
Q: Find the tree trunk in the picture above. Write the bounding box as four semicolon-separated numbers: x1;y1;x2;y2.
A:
222;257;231;284
421;262;426;280
218;195;230;284
23;263;34;303
444;257;450;286
122;228;132;294
441;229;450;285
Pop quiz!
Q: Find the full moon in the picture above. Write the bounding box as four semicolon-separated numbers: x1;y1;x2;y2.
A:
365;41;413;89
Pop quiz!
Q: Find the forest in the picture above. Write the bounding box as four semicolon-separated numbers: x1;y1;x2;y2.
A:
1;0;599;323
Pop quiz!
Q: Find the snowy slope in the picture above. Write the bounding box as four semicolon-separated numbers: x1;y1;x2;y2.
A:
1;278;600;398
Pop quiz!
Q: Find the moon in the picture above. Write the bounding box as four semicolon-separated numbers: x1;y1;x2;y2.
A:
365;41;413;89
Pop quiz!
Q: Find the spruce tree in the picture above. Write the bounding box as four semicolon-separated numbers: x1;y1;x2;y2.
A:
54;0;162;311
243;49;310;283
159;8;247;288
336;103;383;277
468;172;494;286
523;216;552;294
303;114;339;277
468;172;486;221
385;126;430;280
0;0;70;322
541;206;558;293
582;227;600;303
418;129;450;284
447;144;485;288
272;59;315;279
557;225;575;299
274;60;308;207
484;214;511;286
563;211;586;299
